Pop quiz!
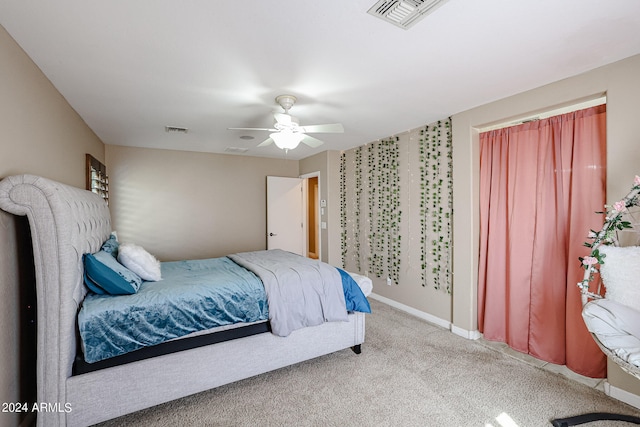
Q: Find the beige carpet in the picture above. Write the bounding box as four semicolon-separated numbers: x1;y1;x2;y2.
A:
96;299;640;427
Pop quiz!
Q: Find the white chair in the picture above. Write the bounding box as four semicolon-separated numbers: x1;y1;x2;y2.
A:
552;179;640;426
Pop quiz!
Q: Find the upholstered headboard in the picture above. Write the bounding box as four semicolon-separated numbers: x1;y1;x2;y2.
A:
0;174;111;426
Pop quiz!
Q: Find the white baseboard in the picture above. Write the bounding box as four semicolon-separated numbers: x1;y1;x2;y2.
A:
369;293;451;330
451;325;482;340
605;382;640;410
369;293;482;339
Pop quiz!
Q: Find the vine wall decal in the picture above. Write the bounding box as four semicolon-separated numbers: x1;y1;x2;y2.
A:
354;146;363;272
365;138;401;283
340;117;452;294
419;119;453;292
340;152;347;262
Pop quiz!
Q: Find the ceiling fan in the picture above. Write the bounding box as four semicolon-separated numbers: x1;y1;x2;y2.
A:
229;95;344;150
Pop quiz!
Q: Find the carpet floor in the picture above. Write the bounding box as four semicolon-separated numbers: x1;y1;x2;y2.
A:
96;299;640;427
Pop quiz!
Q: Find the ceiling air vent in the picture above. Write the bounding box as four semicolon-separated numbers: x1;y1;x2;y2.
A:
224;147;249;154
164;126;188;134
367;0;449;29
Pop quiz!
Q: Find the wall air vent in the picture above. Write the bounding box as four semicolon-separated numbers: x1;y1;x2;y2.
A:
367;0;449;29
224;147;249;154
164;126;188;134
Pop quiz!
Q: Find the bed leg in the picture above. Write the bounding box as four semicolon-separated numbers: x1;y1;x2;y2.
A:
351;344;362;354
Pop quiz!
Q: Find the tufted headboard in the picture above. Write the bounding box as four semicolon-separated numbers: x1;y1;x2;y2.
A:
0;174;111;426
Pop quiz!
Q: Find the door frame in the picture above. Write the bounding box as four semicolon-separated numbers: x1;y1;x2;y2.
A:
300;171;321;260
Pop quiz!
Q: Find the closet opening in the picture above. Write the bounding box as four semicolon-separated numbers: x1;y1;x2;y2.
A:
477;95;608;378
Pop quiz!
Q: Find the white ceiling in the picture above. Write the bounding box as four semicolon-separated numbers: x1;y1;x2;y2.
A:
2;0;640;160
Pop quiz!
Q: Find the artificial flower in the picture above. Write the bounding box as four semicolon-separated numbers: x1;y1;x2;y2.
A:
613;200;627;212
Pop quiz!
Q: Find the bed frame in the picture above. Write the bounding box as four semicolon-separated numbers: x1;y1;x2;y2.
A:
0;174;366;427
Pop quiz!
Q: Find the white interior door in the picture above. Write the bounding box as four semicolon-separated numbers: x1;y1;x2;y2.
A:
267;176;304;255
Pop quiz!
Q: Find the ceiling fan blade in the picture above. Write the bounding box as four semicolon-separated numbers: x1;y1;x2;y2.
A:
301;135;324;148
257;137;274;147
300;123;344;133
228;127;276;132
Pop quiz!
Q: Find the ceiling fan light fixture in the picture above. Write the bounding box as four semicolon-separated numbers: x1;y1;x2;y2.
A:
230;94;342;150
270;131;304;150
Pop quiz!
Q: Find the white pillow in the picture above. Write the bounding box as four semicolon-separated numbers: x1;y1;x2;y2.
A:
117;243;162;282
599;245;640;309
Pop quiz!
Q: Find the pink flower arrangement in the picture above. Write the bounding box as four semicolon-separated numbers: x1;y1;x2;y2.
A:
579;176;640;295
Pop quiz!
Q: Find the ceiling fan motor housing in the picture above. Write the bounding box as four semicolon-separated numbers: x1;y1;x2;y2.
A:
275;95;297;112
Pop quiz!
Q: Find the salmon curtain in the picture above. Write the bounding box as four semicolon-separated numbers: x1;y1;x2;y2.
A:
478;104;607;378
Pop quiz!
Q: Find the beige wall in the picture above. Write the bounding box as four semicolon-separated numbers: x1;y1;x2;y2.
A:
3;13;640;415
452;54;640;394
299;152;328;262
0;24;104;427
325;150;343;267
300;150;343;265
105;145;299;261
339;130;453;321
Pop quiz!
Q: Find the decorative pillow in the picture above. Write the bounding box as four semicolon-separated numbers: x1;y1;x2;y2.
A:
599;245;640;309
117;243;162;282
83;250;142;295
336;268;371;313
100;233;119;258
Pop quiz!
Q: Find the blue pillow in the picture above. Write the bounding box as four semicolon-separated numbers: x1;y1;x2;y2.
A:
83;250;142;295
337;268;371;313
100;234;119;258
84;273;107;295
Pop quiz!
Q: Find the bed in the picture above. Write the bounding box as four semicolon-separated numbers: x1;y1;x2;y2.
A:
0;174;371;427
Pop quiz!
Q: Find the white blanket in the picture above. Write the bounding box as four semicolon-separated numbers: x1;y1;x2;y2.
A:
583;299;640;367
228;249;348;336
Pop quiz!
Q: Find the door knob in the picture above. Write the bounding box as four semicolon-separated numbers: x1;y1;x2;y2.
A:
269;232;277;237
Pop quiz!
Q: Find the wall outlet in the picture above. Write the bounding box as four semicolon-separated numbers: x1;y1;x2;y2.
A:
386;277;392;286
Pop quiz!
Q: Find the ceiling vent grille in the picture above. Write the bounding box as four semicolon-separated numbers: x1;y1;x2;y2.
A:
224;147;249;154
165;126;188;134
367;0;449;29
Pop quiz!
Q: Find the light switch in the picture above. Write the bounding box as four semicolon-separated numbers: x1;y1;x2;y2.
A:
320;199;327;207
321;222;327;229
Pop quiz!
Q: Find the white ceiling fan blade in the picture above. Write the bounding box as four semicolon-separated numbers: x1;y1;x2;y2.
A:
228;127;277;132
257;137;274;147
301;135;324;148
300;123;344;133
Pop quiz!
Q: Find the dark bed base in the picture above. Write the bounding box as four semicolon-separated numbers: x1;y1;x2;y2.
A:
73;321;272;375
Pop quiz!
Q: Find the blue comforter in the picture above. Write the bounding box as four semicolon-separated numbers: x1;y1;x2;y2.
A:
79;254;371;364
